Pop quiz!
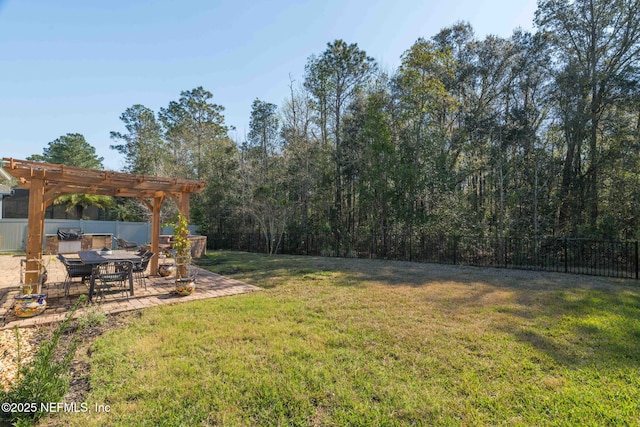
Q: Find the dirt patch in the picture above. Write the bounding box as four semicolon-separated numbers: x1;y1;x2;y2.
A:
63;311;139;404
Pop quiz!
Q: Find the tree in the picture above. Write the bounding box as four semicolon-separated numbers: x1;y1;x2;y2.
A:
304;40;377;254
28;133;112;218
500;30;555;237
280;77;326;252
28;133;103;168
392;38;459;235
110;104;165;175
342;86;396;256
431;23;490;233
247;98;280;180
159;87;239;234
241;98;287;254
159;86;229;180
536;0;640;232
108;197;150;222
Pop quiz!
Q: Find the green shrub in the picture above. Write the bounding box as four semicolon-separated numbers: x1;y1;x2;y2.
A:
77;306;107;329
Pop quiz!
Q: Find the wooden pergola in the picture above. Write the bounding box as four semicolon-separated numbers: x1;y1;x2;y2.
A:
1;158;205;293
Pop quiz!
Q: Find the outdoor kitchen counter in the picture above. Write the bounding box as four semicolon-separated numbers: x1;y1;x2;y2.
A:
45;233;113;254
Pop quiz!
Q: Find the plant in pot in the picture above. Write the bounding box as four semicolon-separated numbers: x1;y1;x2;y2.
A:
158;250;176;277
172;212;195;296
14;257;48;318
14;289;47;318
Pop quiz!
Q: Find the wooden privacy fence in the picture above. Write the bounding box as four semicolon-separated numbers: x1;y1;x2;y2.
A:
208;233;639;280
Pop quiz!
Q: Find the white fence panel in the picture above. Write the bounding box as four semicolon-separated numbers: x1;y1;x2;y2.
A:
113;221;151;245
0;219;153;252
0;219;28;251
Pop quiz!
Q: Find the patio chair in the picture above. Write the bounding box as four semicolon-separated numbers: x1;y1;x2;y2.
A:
133;251;154;289
60;256;94;296
92;261;133;301
116;237;138;251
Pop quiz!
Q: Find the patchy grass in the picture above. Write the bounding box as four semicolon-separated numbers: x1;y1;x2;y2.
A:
56;251;640;426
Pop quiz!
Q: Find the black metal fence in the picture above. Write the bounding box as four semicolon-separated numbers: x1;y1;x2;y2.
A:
207;232;640;280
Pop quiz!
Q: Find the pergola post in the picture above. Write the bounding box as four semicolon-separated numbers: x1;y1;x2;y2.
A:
150;195;163;275
24;177;45;294
179;193;190;221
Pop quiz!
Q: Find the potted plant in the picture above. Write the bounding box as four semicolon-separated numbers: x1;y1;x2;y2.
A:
99;246;112;255
158;249;176;277
172;212;195;296
14;258;48;318
14;291;47;318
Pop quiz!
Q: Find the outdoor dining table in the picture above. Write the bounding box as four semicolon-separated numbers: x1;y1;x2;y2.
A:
76;250;142;301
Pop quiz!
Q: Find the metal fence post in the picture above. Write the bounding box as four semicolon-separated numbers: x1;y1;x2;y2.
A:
453;235;458;265
564;237;568;274
504;237;508;268
635;240;640;280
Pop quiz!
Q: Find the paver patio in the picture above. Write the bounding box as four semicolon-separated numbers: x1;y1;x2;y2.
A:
0;254;261;330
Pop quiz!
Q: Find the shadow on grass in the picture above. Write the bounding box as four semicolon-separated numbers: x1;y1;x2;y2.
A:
197;252;325;289
200;251;640;368
498;286;640;368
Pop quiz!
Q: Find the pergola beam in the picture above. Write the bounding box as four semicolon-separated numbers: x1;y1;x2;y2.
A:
36;185;176;199
9;173;202;194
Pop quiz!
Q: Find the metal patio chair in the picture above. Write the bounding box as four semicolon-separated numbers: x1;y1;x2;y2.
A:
60;256;94;296
133;251;154;289
92;261;133;301
115;237;138;251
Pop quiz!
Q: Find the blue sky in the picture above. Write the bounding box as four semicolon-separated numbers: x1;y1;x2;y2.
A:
0;0;537;170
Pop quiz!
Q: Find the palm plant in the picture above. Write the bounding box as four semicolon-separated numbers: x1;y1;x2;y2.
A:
54;194;114;219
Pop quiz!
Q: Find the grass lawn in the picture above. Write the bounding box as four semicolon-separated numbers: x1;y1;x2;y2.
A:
54;251;640;426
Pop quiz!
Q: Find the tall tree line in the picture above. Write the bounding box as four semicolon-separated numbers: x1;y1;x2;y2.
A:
82;0;640;251
230;0;640;254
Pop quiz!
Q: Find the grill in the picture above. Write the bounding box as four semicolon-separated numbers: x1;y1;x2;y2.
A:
57;228;84;241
